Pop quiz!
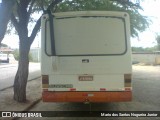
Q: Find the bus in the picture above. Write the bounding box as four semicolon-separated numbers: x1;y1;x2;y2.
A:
41;11;132;103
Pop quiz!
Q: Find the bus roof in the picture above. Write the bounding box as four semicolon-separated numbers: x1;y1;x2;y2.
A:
53;11;128;18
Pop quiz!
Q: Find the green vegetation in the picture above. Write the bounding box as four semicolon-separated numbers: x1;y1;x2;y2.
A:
28;52;33;62
156;35;160;51
132;34;160;53
12;49;33;62
55;0;150;38
0;43;8;47
132;46;158;53
12;49;19;60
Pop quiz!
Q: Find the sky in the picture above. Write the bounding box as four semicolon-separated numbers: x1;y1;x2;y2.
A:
1;0;160;48
131;0;160;48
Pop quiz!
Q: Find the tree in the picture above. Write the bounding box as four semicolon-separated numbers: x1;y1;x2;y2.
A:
0;0;16;45
0;0;150;102
55;0;150;37
11;0;62;102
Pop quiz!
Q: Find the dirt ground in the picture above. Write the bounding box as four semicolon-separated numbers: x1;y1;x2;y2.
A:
0;78;41;120
0;65;160;120
133;64;160;77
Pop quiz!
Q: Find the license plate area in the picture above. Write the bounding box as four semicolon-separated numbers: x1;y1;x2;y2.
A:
78;75;93;81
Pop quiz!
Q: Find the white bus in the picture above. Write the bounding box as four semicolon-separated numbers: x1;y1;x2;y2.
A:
41;11;132;103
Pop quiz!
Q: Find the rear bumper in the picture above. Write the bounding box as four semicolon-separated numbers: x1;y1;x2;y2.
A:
42;91;132;103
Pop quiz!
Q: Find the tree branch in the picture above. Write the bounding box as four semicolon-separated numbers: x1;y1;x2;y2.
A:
111;0;142;10
29;0;63;46
0;0;16;44
40;0;45;12
29;16;41;45
16;0;20;8
10;13;20;34
28;0;36;16
47;0;63;12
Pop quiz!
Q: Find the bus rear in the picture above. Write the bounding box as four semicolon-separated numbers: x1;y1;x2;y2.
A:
41;11;132;103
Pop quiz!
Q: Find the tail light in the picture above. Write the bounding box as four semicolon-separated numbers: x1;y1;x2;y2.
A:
124;74;132;91
42;75;49;89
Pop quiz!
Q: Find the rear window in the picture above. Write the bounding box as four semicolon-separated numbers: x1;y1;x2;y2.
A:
45;16;127;56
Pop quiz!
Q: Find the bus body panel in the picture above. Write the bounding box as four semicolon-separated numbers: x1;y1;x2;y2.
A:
42;91;132;103
48;74;124;91
41;11;132;103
